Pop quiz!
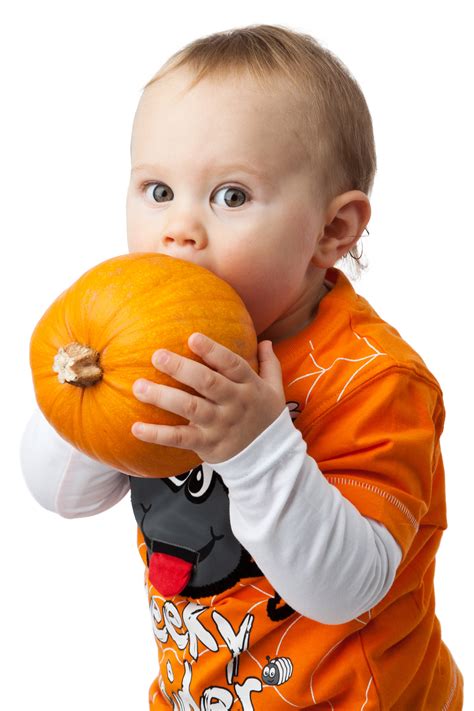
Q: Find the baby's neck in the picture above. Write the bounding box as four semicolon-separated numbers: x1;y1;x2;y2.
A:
258;271;329;344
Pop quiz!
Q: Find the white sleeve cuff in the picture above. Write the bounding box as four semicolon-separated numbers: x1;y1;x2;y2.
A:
210;405;301;476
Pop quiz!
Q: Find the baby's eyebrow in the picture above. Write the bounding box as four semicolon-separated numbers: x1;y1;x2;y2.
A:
131;161;272;184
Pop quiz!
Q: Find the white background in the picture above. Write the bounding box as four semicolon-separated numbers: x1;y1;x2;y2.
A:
1;1;472;708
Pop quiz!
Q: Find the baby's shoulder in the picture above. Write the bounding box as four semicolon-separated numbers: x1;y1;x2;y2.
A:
347;294;441;390
284;295;443;426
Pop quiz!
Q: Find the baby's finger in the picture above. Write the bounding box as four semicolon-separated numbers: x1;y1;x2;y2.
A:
151;347;225;402
131;421;202;451
187;332;253;384
133;380;212;424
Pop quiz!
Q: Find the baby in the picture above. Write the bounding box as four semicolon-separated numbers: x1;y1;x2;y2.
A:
21;24;464;710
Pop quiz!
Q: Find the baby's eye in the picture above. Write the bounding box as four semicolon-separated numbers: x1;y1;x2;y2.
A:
213;185;248;208
143;183;173;203
142;182;249;208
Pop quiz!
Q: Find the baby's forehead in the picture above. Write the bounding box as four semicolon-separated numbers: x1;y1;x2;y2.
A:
142;66;301;121
133;71;308;170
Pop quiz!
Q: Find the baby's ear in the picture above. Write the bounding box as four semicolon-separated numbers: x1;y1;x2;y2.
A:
313;190;371;268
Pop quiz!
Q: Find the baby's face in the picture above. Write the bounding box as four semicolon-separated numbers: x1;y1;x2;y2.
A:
126;68;325;341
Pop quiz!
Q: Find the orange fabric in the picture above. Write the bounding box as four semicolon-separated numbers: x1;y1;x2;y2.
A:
136;267;463;709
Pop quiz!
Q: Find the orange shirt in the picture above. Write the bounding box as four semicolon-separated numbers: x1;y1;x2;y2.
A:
134;267;463;709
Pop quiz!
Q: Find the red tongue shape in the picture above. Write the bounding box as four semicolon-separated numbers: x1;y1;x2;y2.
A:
149;552;193;596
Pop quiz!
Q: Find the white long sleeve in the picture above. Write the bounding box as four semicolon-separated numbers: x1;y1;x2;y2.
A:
20;407;130;518
20;406;403;624
212;406;403;625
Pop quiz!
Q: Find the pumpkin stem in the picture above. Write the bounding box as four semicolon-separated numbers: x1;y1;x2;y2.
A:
53;342;103;387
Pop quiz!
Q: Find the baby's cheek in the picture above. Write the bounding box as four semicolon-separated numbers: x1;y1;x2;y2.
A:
128;230;153;253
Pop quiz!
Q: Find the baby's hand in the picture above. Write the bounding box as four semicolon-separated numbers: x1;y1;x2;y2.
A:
131;332;286;464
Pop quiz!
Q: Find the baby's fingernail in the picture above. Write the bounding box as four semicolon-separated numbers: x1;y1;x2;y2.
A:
134;380;148;394
133;423;145;434
154;350;169;366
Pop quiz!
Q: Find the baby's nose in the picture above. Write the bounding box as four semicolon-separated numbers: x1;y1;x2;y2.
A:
161;228;208;251
164;233;200;246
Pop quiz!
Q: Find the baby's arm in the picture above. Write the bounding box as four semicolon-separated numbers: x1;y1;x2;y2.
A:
213;406;403;625
20;407;130;517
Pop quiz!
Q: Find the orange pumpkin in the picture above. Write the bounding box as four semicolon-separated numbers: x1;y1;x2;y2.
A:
29;253;258;478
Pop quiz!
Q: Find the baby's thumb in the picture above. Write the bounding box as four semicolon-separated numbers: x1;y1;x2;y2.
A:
257;340;282;384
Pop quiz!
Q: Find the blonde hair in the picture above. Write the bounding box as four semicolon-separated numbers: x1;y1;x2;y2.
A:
141;24;376;279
